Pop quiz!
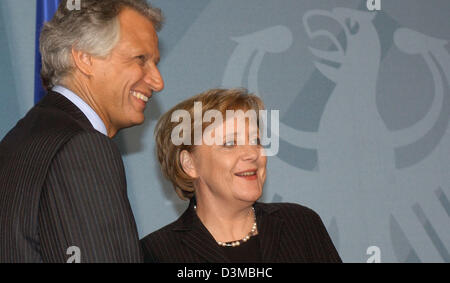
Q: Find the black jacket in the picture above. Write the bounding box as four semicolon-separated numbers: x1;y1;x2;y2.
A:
0;92;141;262
141;200;342;263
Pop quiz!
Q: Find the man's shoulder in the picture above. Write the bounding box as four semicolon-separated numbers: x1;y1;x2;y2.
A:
0;102;108;168
29;99;91;134
3;97;96;144
59;130;121;163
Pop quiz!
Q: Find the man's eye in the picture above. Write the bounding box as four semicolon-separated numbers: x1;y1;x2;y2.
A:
136;55;146;64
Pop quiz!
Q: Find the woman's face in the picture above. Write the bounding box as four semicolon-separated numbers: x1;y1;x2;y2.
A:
185;116;267;206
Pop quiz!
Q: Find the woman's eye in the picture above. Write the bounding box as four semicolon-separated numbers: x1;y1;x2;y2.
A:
223;140;235;147
250;138;261;146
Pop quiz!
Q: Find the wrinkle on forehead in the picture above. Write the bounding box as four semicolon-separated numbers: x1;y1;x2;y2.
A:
115;8;160;58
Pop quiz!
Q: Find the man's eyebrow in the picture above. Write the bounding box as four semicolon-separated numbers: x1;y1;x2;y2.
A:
133;52;159;64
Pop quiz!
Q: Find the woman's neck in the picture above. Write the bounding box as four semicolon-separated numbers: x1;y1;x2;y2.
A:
194;197;256;244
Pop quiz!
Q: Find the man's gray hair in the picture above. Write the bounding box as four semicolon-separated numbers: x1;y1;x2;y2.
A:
40;0;163;90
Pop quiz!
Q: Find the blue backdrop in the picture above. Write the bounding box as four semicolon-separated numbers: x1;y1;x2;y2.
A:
34;0;60;104
1;0;449;262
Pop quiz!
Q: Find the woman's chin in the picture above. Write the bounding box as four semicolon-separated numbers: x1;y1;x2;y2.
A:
234;187;263;203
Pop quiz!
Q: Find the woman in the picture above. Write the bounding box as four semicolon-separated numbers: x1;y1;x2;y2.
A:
141;88;341;263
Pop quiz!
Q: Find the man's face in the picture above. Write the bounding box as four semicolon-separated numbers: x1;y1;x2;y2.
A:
90;8;164;137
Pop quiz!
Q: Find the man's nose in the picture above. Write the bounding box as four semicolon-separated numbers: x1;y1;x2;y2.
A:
144;63;164;92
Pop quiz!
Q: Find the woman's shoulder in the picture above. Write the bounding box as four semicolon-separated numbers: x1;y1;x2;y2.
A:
258;201;319;216
141;203;195;245
258;203;323;229
258;202;333;243
140;218;185;262
140;218;180;245
257;202;342;262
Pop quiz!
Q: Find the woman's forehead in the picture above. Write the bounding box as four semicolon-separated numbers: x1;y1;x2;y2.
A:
210;118;259;137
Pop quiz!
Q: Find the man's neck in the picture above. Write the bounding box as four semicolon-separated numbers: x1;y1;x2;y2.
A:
61;78;116;137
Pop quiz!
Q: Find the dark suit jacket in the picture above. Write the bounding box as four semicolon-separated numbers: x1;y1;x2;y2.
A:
141;200;342;263
0;91;141;263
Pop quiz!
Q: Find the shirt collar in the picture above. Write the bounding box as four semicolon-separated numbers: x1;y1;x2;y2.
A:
52;85;108;136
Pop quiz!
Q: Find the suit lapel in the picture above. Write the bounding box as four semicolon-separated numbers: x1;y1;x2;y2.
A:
174;201;285;262
174;201;229;263
255;203;283;262
181;226;230;263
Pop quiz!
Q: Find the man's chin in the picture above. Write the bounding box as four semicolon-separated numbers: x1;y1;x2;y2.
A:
117;117;146;132
128;118;145;128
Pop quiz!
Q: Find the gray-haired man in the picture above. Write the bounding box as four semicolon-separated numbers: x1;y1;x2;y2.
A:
0;0;164;262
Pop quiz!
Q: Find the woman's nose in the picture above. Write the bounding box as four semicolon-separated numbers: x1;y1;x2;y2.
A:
240;145;259;161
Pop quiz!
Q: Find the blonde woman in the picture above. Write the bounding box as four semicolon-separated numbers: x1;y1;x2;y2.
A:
141;88;341;263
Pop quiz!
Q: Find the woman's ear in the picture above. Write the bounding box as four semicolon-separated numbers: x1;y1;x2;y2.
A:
71;48;94;77
180;150;198;178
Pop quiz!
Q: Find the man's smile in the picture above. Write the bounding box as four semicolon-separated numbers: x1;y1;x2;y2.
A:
130;90;150;102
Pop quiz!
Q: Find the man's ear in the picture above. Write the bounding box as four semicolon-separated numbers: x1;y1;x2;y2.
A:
180;150;198;179
71;48;94;76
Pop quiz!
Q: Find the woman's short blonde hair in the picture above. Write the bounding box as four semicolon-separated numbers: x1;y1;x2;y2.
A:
155;88;264;200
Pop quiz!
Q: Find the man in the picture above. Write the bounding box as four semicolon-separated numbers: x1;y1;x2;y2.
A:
0;0;164;262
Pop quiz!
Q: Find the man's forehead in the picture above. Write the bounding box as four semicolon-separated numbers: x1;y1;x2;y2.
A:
119;7;152;24
118;8;157;38
116;8;159;54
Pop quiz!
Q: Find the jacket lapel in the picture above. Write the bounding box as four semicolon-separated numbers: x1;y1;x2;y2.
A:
255;203;283;262
173;201;284;262
174;200;229;263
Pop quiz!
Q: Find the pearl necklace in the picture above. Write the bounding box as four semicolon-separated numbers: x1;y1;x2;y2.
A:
194;205;257;247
